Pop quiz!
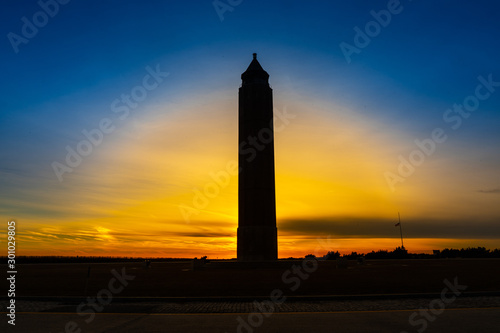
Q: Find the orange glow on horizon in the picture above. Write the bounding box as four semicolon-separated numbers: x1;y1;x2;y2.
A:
3;96;499;258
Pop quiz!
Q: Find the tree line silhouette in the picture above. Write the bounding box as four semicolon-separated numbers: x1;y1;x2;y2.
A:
320;247;500;260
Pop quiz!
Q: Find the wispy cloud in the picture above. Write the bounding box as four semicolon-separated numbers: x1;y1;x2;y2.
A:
478;188;500;194
279;216;500;239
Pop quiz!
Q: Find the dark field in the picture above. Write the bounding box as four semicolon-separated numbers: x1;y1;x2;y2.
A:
3;259;500;297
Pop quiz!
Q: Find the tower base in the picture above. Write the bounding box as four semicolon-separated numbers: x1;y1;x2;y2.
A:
237;226;277;261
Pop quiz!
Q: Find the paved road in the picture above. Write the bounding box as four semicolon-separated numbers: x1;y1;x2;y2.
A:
1;308;500;333
1;297;499;332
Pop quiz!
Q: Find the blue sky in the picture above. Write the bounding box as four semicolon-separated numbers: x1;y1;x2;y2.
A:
1;0;500;257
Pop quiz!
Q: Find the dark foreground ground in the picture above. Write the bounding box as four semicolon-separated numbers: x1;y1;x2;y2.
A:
2;259;500;297
1;260;500;332
1;299;500;332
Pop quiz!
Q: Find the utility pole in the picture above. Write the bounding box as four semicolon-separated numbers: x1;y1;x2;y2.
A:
396;212;404;249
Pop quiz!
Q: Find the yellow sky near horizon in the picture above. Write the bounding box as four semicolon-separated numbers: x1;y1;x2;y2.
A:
2;93;499;258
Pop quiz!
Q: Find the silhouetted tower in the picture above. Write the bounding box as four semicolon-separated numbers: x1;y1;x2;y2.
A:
237;53;278;261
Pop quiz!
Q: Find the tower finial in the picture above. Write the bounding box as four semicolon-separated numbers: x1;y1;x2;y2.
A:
241;53;269;85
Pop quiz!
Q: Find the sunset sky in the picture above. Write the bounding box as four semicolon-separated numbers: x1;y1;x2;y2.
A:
1;1;499;258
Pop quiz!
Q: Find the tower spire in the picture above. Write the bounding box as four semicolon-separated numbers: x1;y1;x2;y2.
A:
241;53;269;85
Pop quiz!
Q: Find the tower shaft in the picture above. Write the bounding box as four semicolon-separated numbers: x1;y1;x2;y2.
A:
237;54;277;261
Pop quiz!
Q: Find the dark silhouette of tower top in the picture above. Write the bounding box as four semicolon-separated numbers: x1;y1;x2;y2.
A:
241;53;269;85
